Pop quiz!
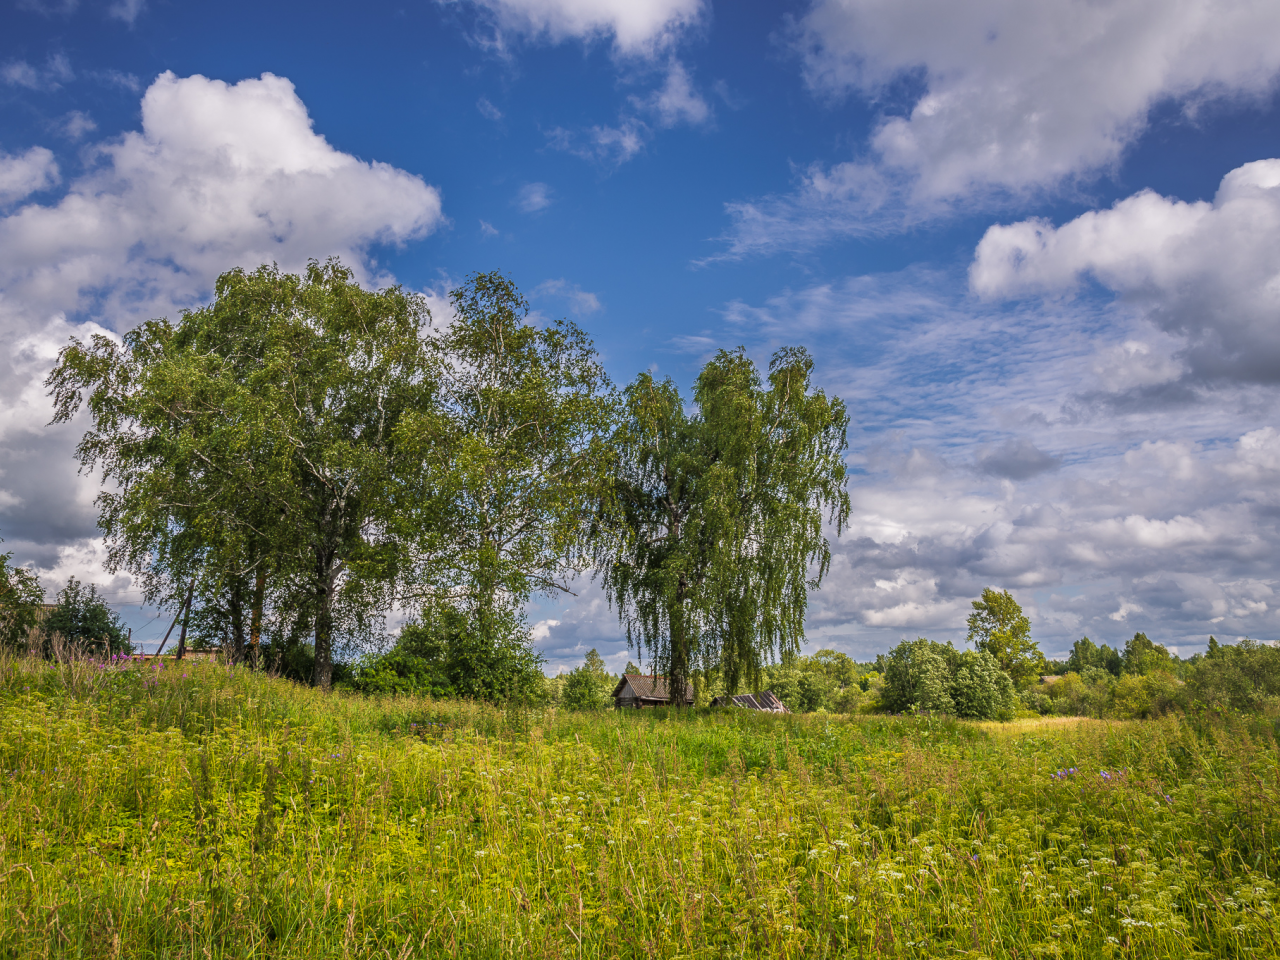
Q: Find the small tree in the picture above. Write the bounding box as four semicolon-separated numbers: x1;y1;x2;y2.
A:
42;578;131;657
880;638;956;714
950;649;1016;719
562;649;613;710
0;542;43;649
1121;632;1172;675
966;588;1042;687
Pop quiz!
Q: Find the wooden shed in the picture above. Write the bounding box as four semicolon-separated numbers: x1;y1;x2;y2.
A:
612;674;694;709
710;690;791;713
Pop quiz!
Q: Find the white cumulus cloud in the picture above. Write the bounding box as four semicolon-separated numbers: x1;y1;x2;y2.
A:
0;147;59;205
0;71;445;595
458;0;705;57
0;71;444;329
793;0;1280;202
716;0;1280;257
971;158;1280;383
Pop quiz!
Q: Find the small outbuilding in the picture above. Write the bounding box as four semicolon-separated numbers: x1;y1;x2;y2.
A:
710;690;791;713
612;674;695;709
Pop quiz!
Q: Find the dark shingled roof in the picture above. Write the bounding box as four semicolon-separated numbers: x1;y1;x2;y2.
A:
710;690;790;713
611;674;694;704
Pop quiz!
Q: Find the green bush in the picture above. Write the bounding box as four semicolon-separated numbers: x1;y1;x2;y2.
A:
0;545;43;649
880;638;1015;720
561;650;614;710
880;638;957;715
1188;638;1280;711
342;605;544;702
41;578;131;657
950;649;1016;719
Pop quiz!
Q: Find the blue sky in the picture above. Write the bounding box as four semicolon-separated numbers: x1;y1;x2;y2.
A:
4;0;1280;671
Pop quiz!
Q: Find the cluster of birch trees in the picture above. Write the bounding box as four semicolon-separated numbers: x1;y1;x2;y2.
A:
48;260;850;698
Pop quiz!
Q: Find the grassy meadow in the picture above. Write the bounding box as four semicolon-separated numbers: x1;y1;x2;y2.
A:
1;653;1278;959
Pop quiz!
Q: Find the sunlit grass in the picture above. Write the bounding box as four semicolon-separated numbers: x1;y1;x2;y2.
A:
1;649;1277;958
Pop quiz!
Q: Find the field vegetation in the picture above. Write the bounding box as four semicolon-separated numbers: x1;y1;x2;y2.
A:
3;648;1278;959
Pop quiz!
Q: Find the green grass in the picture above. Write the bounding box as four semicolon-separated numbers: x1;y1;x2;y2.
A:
1;652;1278;959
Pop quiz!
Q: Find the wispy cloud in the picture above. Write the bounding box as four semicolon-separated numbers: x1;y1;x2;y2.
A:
451;0;705;59
515;181;553;213
107;0;145;24
547;59;710;167
707;265;1280;656
2;54;73;92
713;0;1280;259
533;278;601;315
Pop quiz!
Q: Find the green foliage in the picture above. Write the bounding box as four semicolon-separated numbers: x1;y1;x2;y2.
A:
561;649;614;710
3;652;1279;959
880;638;958;714
880;637;1015;719
1122;631;1173;676
1187;637;1280;712
397;270;616;633
966;588;1044;687
1110;670;1189;719
1065;636;1122;677
48;259;436;687
951;648;1017;719
343;604;545;703
41;578;131;657
0;543;42;648
593;346;850;708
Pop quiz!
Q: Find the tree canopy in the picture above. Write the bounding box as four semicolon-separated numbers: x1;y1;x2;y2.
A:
42;577;131;657
49;260;436;687
592;346;850;706
879;637;1014;719
396;271;616;634
966;588;1042;687
0;541;43;649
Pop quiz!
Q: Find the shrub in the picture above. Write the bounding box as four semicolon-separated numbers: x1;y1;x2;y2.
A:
1188;638;1280;711
0;547;42;649
880;638;956;715
950;649;1016;719
41;577;130;657
880;638;1017;720
342;605;545;702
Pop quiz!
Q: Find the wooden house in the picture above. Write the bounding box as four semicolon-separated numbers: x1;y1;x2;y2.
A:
710;690;791;713
612;674;694;709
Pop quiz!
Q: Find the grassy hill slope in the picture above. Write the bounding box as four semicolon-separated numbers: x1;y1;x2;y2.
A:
1;652;1277;958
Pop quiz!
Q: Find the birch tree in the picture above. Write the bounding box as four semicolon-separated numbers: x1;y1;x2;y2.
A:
593;346;850;703
49;260;435;687
396;271;616;636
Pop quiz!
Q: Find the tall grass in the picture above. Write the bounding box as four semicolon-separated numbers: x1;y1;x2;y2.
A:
1;647;1277;958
